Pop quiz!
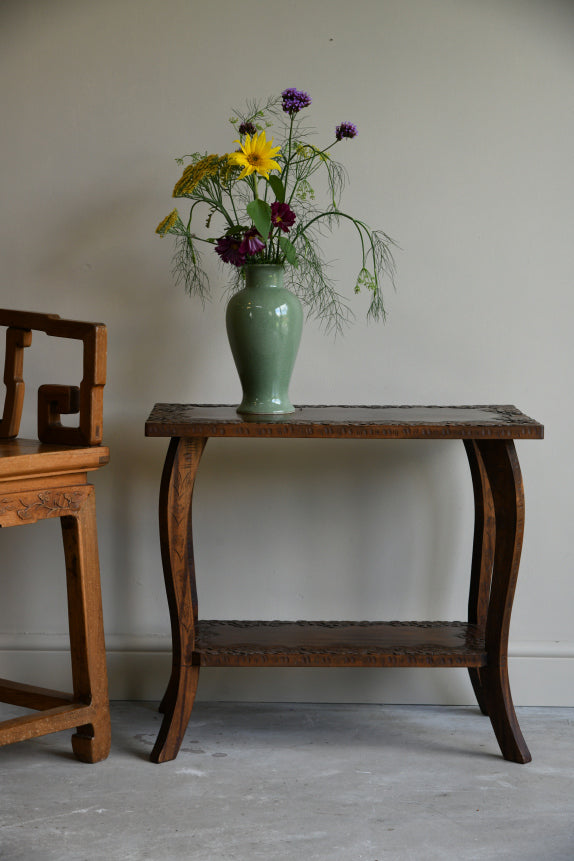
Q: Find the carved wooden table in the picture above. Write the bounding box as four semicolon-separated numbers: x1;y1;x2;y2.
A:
145;404;543;764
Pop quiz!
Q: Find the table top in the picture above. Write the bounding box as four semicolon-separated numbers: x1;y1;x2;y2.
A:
145;404;543;440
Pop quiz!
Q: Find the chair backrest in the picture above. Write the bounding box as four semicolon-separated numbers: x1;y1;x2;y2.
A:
0;310;106;446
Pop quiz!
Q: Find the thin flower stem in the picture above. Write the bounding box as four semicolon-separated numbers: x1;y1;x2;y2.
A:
297;211;368;267
280;115;296;195
224;184;241;223
187;234;215;245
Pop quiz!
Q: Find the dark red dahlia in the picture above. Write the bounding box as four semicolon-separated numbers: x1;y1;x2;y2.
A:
239;227;266;256
215;234;246;266
271;201;296;233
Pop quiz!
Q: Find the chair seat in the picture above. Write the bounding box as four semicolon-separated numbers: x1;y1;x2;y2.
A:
0;439;109;484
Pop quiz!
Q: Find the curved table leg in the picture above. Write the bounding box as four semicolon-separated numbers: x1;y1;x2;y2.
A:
464;440;496;716
151;436;207;763
476;439;531;764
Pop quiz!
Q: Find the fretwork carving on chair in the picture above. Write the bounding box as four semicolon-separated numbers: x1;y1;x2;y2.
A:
0;309;110;762
0;309;105;446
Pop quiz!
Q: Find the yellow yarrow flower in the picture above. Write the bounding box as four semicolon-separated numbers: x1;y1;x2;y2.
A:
228;131;281;180
173;154;221;197
155;208;179;236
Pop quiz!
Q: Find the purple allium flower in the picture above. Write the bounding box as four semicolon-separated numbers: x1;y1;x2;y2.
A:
238;121;257;136
271;201;296;233
281;87;312;115
239;227;266;256
215;234;246;266
335;122;358;141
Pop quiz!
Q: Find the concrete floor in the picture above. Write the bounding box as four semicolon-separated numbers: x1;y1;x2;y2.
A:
0;703;573;861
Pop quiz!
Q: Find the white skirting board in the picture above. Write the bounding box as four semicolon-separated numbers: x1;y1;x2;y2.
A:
0;635;573;707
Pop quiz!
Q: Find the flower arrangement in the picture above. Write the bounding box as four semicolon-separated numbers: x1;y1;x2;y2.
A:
156;88;396;331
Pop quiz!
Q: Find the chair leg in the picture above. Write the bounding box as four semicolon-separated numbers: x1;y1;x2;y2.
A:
61;489;111;763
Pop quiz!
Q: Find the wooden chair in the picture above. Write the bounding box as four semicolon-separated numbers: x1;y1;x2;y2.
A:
0;310;110;762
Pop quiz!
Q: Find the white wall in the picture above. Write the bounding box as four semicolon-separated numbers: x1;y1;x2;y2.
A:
1;0;573;705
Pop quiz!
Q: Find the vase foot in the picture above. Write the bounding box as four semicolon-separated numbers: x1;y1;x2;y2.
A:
236;402;296;416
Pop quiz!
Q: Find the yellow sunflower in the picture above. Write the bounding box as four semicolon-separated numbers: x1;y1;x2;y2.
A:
228;131;282;180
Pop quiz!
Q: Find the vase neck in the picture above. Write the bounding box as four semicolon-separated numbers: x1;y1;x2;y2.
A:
243;264;285;290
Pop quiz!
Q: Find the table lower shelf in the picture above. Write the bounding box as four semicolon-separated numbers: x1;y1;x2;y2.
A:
195;620;487;668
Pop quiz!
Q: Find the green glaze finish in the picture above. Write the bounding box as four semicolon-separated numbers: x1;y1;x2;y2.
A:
226;265;303;415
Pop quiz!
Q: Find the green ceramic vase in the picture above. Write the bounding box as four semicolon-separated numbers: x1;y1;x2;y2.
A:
226;264;303;415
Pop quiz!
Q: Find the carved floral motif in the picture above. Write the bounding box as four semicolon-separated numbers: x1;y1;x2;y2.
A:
0;490;83;521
